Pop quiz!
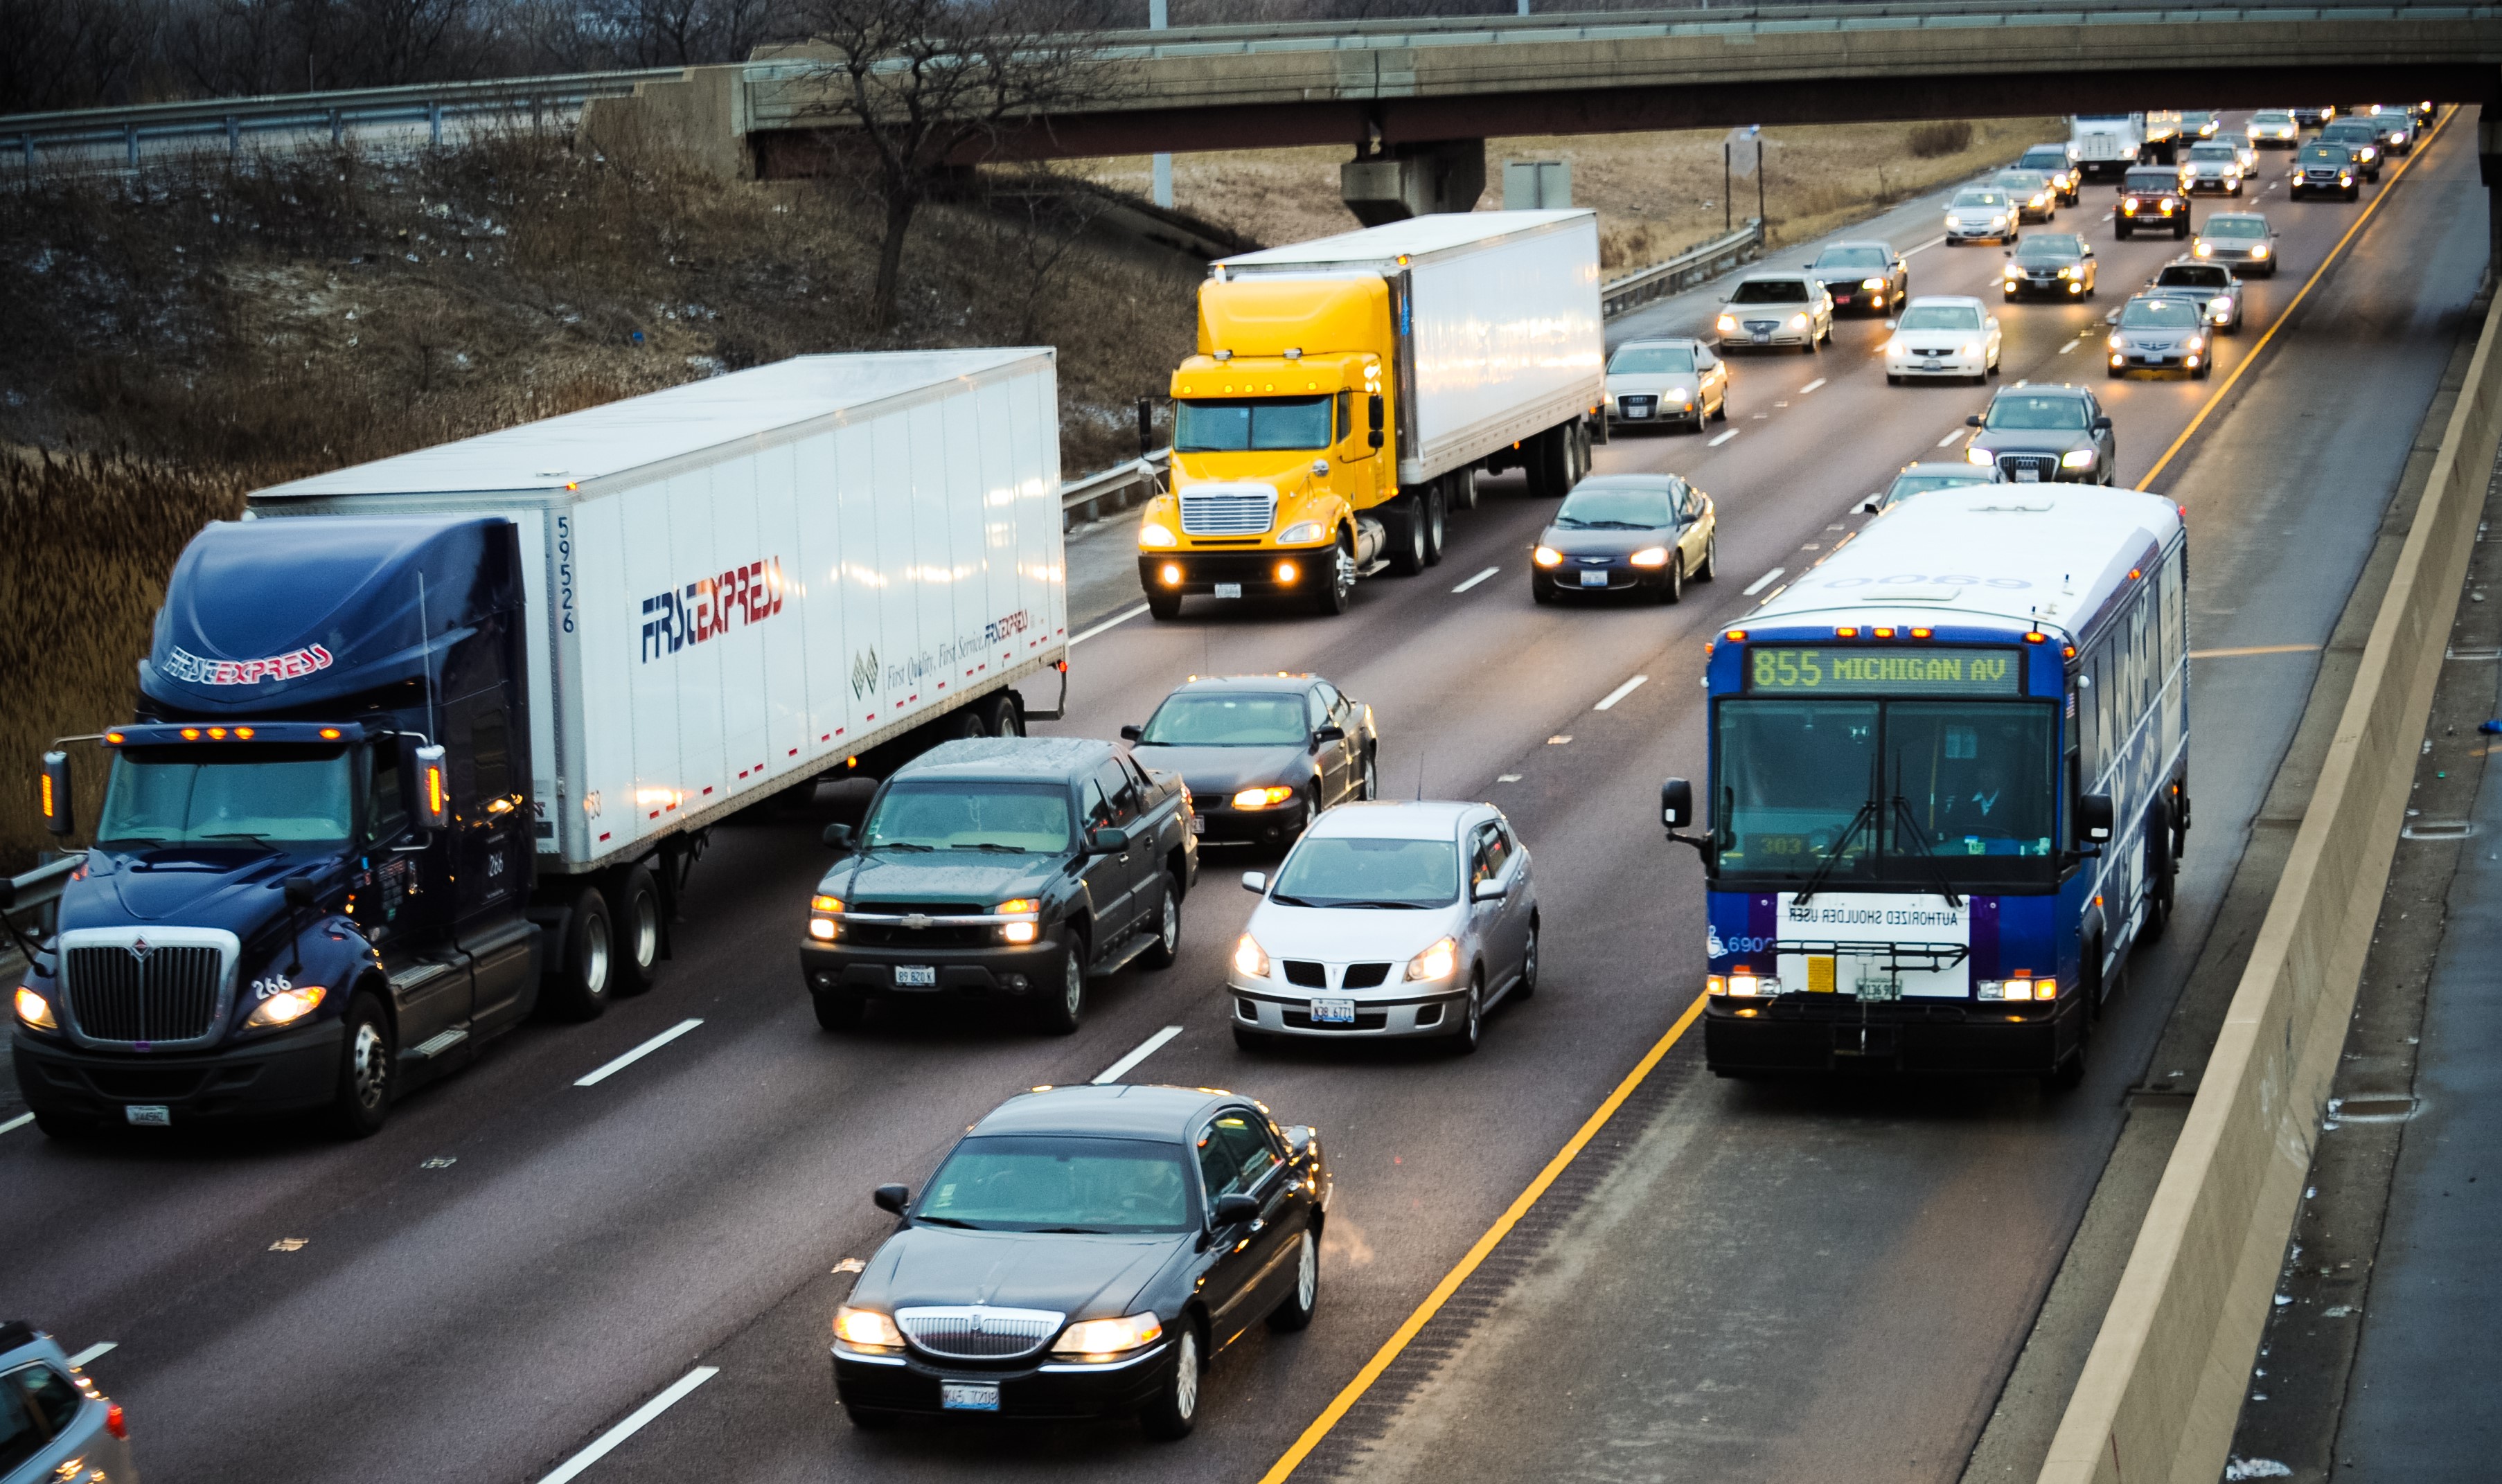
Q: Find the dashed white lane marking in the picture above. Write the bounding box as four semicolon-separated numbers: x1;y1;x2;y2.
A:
1903;233;1949;255
575;1019;704;1088
1451;566;1500;593
1094;1026;1184;1084
1496;774;1523;783
1707;429;1740;447
1593;675;1651;711
1072;603;1149;645
1743;567;1786;596
1937;428;1968;447
66;1343;115;1368
540;1366;720;1484
0;1113;31;1136
1798;378;1827;394
2059;338;2082;354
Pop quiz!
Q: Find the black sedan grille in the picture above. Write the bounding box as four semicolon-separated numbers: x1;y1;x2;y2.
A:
64;945;225;1042
897;1307;1062;1361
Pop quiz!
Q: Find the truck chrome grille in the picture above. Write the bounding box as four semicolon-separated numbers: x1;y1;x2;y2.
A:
896;1306;1064;1361
64;945;228;1043
1178;488;1276;537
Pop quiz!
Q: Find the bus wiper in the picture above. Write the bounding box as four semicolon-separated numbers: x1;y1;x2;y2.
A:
1886;795;1965;909
1793;799;1877;906
197;832;274;843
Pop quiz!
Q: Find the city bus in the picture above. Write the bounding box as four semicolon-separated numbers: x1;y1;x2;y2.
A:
1659;485;2188;1084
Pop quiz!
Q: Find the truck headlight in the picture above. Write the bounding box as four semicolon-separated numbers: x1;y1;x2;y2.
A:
995;898;1040;944
1404;936;1458;983
1232;934;1270;978
1138;523;1177;549
1629;546;1671;568
245;984;327;1028
2061;449;2096;469
1533;545;1563;567
1054;1313;1163;1359
14;985;56;1030
1966;445;1994;465
1277;521;1324;545
810;894;841;941
835;1307;905;1350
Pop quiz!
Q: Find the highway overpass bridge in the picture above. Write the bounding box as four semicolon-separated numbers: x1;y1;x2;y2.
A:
590;0;2502;229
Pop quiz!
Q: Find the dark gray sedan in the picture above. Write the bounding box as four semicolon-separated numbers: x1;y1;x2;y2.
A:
1964;384;2117;484
1860;461;2008;514
1123;674;1376;848
2106;294;2215;379
1531;474;1717;604
2145;259;2244;332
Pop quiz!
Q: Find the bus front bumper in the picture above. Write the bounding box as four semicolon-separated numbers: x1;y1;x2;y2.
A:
1702;994;2080;1075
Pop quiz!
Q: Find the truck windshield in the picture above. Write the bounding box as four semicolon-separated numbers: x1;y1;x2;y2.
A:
1269;836;1457;909
863;782;1072;852
1139;693;1306;745
97;744;355;847
1175;396;1333;452
1712;698;2058;889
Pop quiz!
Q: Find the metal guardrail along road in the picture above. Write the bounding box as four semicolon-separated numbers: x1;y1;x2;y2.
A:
1601;219;1765;317
0;857;79;983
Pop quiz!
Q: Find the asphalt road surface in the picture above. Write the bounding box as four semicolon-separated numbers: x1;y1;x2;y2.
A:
0;111;2487;1484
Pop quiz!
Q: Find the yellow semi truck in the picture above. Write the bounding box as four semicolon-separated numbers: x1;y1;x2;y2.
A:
1137;211;1606;618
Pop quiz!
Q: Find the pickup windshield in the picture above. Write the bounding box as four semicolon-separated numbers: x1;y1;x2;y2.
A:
1712;698;2059;888
1139;693;1306;746
2123;170;2181;193
97;744;355;847
1608;343;1698;374
918;1135;1194;1233
862;782;1072;852
1175;395;1333;452
1270;836;1457;908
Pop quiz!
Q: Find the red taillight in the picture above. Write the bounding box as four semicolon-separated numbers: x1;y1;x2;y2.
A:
107;1402;127;1440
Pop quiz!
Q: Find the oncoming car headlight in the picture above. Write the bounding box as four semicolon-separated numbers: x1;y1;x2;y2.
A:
1137;523;1177;549
2061;449;2097;469
2252;244;2270;258
994;897;1040;944
2003;263;2023;280
1628;546;1671;568
1961;341;1982;357
1054;1313;1164;1359
1405;936;1458;983
835;1307;905;1350
1232;785;1296;810
1715;314;1738;334
1533;545;1563;567
2122;196;2140;213
1965;445;1994;466
1861;276;1887;292
1232;934;1271;978
2194;242;2212;256
1787;313;1809;330
1277;521;1325;545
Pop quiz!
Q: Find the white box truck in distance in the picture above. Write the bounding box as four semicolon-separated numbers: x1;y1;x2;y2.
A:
2070;114;2147;179
1134;210;1605;618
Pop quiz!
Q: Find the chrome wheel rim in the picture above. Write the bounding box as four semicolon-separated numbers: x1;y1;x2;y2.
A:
1295;1233;1317;1309
350;1019;389;1111
1466;987;1482;1044
1065;954;1085;1018
1523;926;1538;990
632;893;661;970
1173;1332;1200;1419
581;912;612;996
1362;755;1377;799
1160;892;1179;953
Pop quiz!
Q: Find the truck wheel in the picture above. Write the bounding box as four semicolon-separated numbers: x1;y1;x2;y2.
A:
813;992;867;1031
1033;938;1086;1035
1139;874;1182;970
1451;466;1480;510
609;864;664;997
31;1109;94;1141
982;692;1023;737
1314;538;1354;615
1146;588;1183;620
1421;483;1446;567
328;990;394;1139
1384;499;1427;577
546;885;614;1021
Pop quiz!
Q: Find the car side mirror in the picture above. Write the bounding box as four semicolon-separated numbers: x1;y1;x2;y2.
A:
1660;777;1695;830
822;822;853;848
2092;415;2114;431
1860;497;1884;515
1966;414;1985;428
1883;319;1897;330
1471;877;1508;902
1241;870;1267;894
1119;724;1142;742
873;1183;910;1215
1311;725;1346;748
283;876;318;910
1089;825;1130;853
1210;1193;1261;1228
2076;792;2114;847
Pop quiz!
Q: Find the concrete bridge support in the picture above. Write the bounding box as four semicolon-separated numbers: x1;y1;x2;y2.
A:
2484;110;2502;288
1340;138;1484;225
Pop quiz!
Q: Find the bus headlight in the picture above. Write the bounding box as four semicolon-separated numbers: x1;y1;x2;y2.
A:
2061;449;2096;469
1723;972;1780;997
1979;978;2058;1001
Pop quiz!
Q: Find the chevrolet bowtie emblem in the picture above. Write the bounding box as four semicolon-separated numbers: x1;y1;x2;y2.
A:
901;914;933;929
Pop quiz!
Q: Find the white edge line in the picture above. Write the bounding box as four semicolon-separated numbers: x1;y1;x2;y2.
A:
1072;603;1150;645
0;1111;32;1136
1798;378;1826;394
1707;428;1739;447
1450;565;1500;593
574;1018;704;1088
1741;566;1786;597
1937;428;1967;447
1092;1025;1185;1084
539;1366;720;1484
66;1342;116;1368
1592;674;1650;711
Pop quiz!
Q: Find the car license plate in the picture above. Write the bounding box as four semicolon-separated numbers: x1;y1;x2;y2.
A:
1856;980;1902;1003
1626;406;1651;418
1214;582;1243;599
1188;814;1205;834
1309;998;1356;1024
1751;332;1771;344
942;1382;1000;1412
2015;469;2041;482
894;965;937;987
1579;569;1608;587
1921;359;1943;370
125;1105;170;1126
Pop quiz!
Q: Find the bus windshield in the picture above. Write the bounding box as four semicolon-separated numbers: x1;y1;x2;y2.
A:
1712;697;2059;888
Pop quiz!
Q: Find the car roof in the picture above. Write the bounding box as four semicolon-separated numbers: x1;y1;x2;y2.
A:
1572;473;1683;491
2203;212;2269;223
1990;382;2092;401
1895;461;2001;479
1732;269;1811;283
1952;187;2007;199
973;1082;1245;1141
1613;335;1704;348
1902;294;1985;309
894;735;1113;783
0;1321;55;1368
1306;800;1487;840
1814;239;1892;253
2016;234;2086;249
1165;673;1322;694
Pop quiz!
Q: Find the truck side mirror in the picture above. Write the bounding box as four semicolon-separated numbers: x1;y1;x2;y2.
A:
39;749;72;837
873;1183;910;1215
1089;825;1130;853
403;738;449;831
1660;777;1695;830
2077;792;2114;846
283;876;318;909
1367;393;1385;449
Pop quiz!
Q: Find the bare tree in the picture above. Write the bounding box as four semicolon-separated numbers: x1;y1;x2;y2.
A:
590;0;783;66
788;0;1121;334
986;166;1119;343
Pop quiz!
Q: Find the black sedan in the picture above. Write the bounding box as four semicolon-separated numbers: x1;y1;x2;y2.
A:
832;1084;1329;1437
1531;473;1717;605
1964;384;2117;485
1804;240;1906;316
1123;674;1375;848
2000;232;2097;301
2105;294;2215;379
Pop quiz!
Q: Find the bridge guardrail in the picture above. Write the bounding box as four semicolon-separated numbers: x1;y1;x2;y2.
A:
1602;219;1766;318
0;857;80;984
1061;450;1169;529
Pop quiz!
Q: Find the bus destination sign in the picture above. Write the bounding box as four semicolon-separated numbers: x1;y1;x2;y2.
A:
1746;646;2023;696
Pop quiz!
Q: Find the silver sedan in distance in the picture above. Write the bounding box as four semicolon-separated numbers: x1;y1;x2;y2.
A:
1229;801;1536;1055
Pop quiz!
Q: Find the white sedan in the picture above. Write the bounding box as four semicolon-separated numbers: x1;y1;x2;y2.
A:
1883;296;2003;386
1230;801;1537;1055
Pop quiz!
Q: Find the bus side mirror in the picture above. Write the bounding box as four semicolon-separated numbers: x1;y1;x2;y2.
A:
1367;394;1385;449
2077;792;2114;846
1661;777;1695;830
404;737;450;832
39;749;72;837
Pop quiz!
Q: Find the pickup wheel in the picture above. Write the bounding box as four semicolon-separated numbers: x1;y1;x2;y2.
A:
845;1406;900;1431
609;864;664;997
544;885;614;1021
327;990;394;1139
813;992;867;1031
1139;875;1182;971
1033;938;1086;1035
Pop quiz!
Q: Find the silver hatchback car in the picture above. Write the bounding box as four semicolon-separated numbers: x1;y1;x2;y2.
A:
1;1323;136;1484
1229;801;1537;1053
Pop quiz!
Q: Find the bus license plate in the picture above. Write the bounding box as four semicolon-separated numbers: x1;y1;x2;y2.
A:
943;1382;1000;1412
1856;980;1901;1002
1580;569;1608;587
1214;583;1243;598
1309;998;1356;1024
894;965;937;987
125;1105;171;1127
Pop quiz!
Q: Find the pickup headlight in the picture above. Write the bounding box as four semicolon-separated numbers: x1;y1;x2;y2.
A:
1533;545;1563;567
245;984;327;1028
994;897;1040;944
809;894;842;941
14;985;56;1030
835;1307;905;1350
1232;785;1296;810
1277;521;1325;545
1966;445;1994;465
2210;298;2233;321
1054;1313;1164;1359
2061;449;2097;469
1232;934;1270;978
1715;314;1738;334
1629;546;1671;568
1405;936;1458;983
1137;523;1178;549
2122;196;2139;213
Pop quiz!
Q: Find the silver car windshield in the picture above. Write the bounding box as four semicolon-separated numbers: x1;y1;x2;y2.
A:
2205;217;2266;238
1270;836;1459;909
2120;298;2203;329
1898;305;1981;331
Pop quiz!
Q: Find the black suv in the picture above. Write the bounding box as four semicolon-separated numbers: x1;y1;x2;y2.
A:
2314;120;2384;180
1963;385;2117;485
2291;142;2361;200
801;737;1198;1034
2115;166;2190;240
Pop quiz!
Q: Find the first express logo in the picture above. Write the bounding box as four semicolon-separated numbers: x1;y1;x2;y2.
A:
641;557;786;662
163;643;334;686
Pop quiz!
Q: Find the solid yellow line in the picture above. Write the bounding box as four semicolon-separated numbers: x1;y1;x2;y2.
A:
1255;990;1712;1484
2136;106;2457;492
2190;643;2322;659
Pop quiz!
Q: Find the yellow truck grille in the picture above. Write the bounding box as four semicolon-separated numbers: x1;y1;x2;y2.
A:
1179;488;1277;537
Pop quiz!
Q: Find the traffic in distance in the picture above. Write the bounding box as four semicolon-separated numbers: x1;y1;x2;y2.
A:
1;96;2440;1474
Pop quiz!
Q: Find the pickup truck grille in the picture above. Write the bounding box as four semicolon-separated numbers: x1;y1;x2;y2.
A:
64;945;227;1043
897;1306;1063;1361
1178;488;1275;537
844;902;993;949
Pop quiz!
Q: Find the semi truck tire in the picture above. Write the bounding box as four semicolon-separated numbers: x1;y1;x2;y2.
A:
1421;483;1446;567
545;885;614;1021
1147;588;1183;620
1450;466;1480;510
328;989;395;1138
1383;498;1428;576
609;864;664;997
981;692;1023;737
1313;535;1355;615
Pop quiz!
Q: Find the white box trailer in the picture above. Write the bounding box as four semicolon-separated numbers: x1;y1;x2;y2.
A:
1214;210;1606;488
249;349;1070;875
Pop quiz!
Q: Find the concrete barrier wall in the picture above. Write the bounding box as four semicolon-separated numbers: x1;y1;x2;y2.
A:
2037;289;2502;1484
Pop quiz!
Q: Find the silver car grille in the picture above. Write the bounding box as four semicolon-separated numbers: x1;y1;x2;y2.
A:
1742;319;1780;334
896;1305;1065;1361
63;939;233;1044
1178;487;1275;537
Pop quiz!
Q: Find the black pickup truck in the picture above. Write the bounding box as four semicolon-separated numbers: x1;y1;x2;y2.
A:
799;737;1198;1034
